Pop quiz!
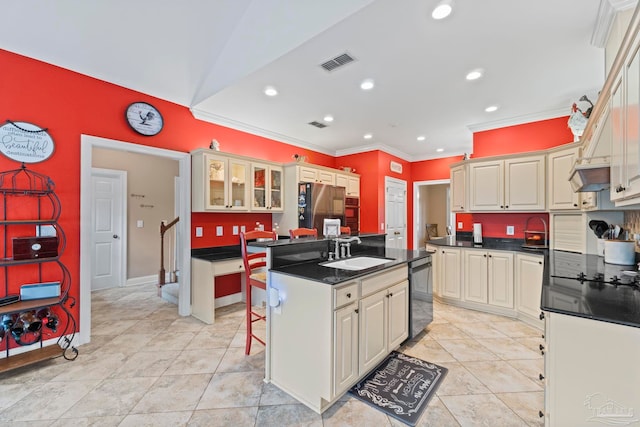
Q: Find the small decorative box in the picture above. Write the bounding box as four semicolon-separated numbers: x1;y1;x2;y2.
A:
12;236;58;260
20;282;61;300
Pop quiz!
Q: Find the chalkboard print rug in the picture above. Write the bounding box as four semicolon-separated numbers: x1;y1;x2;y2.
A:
348;351;448;426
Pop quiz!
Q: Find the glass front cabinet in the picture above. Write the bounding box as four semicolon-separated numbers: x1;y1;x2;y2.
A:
192;152;250;212
251;163;283;211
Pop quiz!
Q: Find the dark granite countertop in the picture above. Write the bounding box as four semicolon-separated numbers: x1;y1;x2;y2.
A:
427;235;548;255
191;245;241;261
270;247;430;285
542;251;640;328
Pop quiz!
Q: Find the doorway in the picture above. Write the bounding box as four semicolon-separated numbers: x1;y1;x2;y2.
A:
385;177;407;249
79;135;191;346
413;179;452;250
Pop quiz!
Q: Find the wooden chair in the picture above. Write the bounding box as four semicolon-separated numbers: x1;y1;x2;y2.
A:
289;228;318;239
340;226;351;235
240;229;276;355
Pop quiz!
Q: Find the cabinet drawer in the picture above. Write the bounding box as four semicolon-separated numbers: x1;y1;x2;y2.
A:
213;258;244;276
334;283;358;308
360;266;407;297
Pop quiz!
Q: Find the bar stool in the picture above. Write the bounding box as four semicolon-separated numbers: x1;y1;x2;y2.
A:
240;230;276;355
289;228;318;239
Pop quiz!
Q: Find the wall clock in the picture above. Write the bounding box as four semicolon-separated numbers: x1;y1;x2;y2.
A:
125;102;164;136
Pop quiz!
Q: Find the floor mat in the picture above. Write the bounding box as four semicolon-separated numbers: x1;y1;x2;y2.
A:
348;351;448;426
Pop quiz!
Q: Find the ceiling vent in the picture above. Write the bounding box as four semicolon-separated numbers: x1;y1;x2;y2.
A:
320;53;355;72
308;121;327;128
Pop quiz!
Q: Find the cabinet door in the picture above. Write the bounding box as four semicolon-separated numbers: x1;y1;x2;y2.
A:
359;290;387;375
610;75;625;201
426;245;440;296
336;174;348;190
624;41;640;199
469;160;503;210
504;155;546;211
228;158;250;210
317;169;336;185
334;303;359;396
515;253;544;321
299;166;318;183
451;165;467;211
251;163;269;210
347;176;360;196
269;166;283;211
463;250;488;303
207;155;228;209
387;281;409;350
548;148;580;210
488;251;514;309
440;248;462;299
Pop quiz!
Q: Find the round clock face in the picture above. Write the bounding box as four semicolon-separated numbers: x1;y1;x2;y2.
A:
125;102;164;136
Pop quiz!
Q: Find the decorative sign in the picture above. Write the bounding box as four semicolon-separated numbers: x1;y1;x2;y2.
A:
390;161;403;173
0;121;55;163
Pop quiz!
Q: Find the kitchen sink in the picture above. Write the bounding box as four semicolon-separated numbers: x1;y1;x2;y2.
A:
321;256;394;271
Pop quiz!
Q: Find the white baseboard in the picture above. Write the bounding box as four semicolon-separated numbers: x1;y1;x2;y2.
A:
126;274;158;287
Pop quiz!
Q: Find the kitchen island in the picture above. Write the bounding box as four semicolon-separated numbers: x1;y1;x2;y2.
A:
251;234;430;414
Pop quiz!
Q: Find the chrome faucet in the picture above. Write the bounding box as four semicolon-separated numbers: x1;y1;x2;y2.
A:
332;236;362;259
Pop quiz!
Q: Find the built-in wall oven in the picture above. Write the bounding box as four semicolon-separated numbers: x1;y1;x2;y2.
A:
345;196;359;235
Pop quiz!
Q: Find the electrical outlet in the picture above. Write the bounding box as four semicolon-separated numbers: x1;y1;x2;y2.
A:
216;226;223;236
458;222;463;229
506;225;514;235
195;227;203;237
240;225;246;233
232;225;239;235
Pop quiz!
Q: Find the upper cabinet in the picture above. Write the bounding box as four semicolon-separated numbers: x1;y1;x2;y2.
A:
548;145;597;211
336;173;360;197
192;152;250;212
450;164;467;212
469;155;546;211
299;165;335;185
251;163;283;211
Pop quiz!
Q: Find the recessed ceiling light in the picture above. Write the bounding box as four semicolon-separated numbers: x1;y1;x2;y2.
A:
417;136;426;141
485;105;498;112
363;133;373;140
465;69;483;81
436;148;444;152
432;0;453;20
360;79;375;90
264;86;278;96
323;115;334;122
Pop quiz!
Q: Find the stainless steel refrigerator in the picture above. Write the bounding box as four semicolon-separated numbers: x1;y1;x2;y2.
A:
297;182;345;237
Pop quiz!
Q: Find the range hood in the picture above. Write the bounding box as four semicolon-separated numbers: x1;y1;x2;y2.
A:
569;156;610;192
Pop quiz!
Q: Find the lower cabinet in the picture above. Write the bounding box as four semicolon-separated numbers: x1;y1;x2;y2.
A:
440;247;462;299
543;311;640;426
463;249;513;308
268;265;408;414
515;253;544;327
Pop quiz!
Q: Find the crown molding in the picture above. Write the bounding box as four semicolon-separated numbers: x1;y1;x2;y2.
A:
335;143;412;161
190;108;336;157
467;107;569;133
592;0;638;48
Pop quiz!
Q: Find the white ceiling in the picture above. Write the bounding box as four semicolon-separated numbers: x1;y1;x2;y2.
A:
0;0;627;161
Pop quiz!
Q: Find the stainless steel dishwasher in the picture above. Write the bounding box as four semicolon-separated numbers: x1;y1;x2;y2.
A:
408;255;433;339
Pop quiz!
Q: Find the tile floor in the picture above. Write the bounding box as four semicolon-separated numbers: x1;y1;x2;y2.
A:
0;284;545;426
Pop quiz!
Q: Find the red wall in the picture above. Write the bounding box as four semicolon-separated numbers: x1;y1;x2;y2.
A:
456;212;550;238
411;155;465;182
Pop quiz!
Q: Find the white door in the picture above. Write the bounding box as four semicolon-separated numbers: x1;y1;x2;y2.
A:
385;177;407;249
91;169;126;290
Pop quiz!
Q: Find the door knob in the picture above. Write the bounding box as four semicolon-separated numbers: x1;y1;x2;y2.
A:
113;235;119;239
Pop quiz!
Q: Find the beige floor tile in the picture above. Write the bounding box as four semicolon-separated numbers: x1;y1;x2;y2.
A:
0;382;44;410
433;362;491;396
507;359;545;385
462;361;542;393
440;394;528;426
490;320;542;338
322;398;392;427
118;411;193;427
388;396;461;427
99;332;157;354
216;346;265;373
131;374;212;413
197;371;264;410
163;348;226;375
260;382;301;406
0;379;99;422
49;352;129;381
91;319;137;336
437;339;500;362
110;350;180;378
425;323;471;340
474;337;542;360
141;330;197;351
256;403;324;426
454;321;508;339
186;328;236;350
187;407;258;427
403;339;457;364
60;377;158;418
49;415;125;426
496;391;545;427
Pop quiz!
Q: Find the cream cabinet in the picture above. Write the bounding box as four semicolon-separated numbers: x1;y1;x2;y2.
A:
299;165;335;185
548;146;597;210
192;151;250;212
191;257;245;324
469;155;546;211
450;164;467;211
463;249;514;309
426;244;440;296
439;247;462;299
515;253;544;328
268;265;408;414
544;312;640;426
336;173;360;196
251;162;283;211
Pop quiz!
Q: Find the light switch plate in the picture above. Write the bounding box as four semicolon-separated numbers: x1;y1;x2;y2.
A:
137;220;144;228
195;227;203;237
241;225;246;233
232;226;239;235
216;226;223;236
458;222;463;229
506;225;514;235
